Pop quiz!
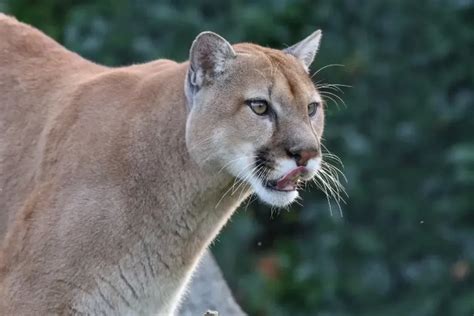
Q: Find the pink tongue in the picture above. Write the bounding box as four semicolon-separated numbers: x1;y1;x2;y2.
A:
276;166;307;190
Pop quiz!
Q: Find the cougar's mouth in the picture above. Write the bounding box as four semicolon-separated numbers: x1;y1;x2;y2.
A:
265;166;308;192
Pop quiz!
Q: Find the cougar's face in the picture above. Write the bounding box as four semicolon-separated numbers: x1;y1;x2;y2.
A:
186;32;325;207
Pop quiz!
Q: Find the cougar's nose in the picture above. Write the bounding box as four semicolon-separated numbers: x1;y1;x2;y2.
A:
286;147;319;166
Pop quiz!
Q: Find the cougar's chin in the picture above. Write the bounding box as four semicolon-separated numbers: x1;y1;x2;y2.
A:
252;157;323;207
225;154;323;207
251;177;299;207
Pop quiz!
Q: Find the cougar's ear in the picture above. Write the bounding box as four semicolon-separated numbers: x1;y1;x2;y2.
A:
283;30;322;71
185;32;235;108
186;31;235;98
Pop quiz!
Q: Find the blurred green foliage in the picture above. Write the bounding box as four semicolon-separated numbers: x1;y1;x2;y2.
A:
3;0;474;315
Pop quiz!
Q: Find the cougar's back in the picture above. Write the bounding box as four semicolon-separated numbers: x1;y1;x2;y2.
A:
0;14;99;238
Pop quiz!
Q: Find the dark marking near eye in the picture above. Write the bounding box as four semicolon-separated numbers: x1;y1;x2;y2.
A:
269;108;278;127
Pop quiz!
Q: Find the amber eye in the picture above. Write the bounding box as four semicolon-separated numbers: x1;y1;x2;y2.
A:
308;102;320;117
247;99;269;116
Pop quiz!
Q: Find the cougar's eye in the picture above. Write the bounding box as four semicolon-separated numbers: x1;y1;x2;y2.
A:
247;99;269;116
308;102;320;117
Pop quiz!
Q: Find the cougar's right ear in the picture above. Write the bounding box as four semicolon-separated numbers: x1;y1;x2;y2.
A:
185;32;235;108
283;30;322;72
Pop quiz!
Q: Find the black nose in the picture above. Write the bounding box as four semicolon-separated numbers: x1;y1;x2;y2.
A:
286;147;319;166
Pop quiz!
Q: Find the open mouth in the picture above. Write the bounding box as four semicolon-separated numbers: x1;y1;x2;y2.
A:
264;166;308;192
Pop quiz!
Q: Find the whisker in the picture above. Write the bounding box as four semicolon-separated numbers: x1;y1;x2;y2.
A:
316;83;352;90
233;164;262;195
311;64;345;78
320;169;347;205
317;169;346;204
320;90;347;108
312;174;335;216
322;161;348;185
217;155;257;174
214;160;257;208
317;85;344;94
186;136;215;152
319;92;343;109
235;165;263;201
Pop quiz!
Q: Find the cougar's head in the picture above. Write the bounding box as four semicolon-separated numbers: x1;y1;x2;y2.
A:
185;30;325;207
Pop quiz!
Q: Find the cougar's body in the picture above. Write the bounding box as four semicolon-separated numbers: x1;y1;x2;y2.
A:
0;13;326;315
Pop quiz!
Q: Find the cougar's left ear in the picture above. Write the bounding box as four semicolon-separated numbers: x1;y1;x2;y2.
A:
283;30;322;71
186;32;236;107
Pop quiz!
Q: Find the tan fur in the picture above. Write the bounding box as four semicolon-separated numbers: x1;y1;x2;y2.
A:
0;14;325;315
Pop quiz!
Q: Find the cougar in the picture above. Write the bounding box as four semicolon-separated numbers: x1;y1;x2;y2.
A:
0;13;328;315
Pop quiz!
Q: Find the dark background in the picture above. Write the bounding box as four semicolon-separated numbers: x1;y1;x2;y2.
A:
2;1;473;315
